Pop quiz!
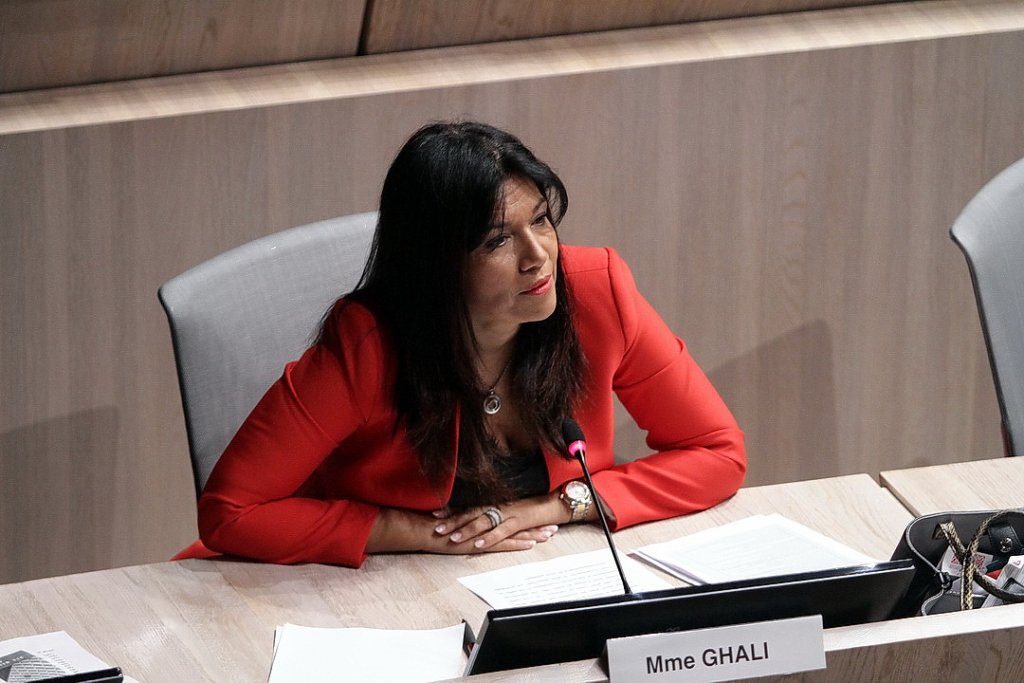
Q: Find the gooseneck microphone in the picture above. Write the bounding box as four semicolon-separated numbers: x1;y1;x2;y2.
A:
561;418;633;595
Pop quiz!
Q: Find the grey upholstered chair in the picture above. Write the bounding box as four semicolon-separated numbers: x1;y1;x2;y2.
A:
159;212;377;496
950;157;1024;457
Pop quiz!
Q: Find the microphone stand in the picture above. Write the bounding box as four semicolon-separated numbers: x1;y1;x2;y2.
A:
574;444;634;596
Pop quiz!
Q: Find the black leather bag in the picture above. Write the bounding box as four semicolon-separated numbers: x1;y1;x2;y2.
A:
890;509;1024;617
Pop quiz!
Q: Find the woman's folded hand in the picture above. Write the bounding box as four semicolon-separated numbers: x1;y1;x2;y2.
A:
366;493;569;555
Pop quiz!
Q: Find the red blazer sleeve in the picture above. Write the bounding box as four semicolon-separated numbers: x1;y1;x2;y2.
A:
585;249;747;529
196;303;385;568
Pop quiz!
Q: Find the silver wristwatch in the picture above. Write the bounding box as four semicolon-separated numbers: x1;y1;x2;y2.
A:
559;480;593;523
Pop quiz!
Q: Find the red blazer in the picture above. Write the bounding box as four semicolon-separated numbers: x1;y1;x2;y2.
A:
182;246;746;567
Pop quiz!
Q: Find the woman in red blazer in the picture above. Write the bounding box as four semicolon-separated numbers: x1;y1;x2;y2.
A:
185;122;746;568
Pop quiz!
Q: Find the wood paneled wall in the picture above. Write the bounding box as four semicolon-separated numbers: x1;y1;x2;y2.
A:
2;1;1023;583
0;0;894;92
0;0;366;93
361;0;894;53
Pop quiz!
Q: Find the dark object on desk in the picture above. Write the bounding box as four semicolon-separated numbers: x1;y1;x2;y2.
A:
31;667;123;683
466;560;914;675
950;155;1024;458
891;509;1024;616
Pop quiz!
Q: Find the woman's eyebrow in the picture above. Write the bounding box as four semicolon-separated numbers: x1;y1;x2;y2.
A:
491;198;548;229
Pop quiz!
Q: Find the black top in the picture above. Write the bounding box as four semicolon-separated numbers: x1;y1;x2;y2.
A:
447;448;549;509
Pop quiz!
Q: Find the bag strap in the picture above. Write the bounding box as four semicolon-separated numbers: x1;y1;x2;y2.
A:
939;510;1024;610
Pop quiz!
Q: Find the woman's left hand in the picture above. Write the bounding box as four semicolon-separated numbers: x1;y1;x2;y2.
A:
432;492;572;550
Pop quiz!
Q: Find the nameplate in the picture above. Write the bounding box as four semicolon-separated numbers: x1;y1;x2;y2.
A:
606;614;825;682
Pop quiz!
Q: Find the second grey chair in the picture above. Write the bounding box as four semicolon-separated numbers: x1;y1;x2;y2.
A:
159;212;377;496
950;157;1024;457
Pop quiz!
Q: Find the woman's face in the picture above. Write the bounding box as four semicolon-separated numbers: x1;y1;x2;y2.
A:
464;176;559;343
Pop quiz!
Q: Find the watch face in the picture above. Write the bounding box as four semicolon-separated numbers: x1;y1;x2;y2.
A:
565;480;591;502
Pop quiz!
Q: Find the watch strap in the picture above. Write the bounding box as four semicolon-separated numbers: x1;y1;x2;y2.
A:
569;498;589;523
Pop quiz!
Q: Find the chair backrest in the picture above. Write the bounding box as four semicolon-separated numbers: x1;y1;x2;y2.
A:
159;212;377;496
950;157;1024;456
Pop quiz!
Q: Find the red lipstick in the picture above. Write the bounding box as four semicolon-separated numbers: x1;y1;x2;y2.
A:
522;275;553;296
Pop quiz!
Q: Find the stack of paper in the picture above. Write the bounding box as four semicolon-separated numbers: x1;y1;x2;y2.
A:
457;548;673;609
633;514;878;584
267;623;467;683
0;631;131;682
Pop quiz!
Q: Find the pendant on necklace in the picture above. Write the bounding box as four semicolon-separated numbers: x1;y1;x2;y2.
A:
483;390;502;415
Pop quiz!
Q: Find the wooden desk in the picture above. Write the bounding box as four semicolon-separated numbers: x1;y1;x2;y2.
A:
755;603;1024;683
881;457;1024;516
0;475;910;682
6;473;1022;681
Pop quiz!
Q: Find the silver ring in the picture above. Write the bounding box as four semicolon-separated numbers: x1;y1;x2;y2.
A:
483;507;503;530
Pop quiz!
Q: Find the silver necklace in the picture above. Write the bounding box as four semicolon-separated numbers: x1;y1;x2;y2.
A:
482;358;513;415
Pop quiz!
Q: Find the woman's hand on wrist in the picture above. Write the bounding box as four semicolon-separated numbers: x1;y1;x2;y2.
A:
431;494;566;551
367;494;568;556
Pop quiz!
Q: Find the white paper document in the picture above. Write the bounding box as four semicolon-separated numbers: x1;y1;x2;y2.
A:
267;623;466;683
458;549;674;609
633;514;878;584
0;631;135;682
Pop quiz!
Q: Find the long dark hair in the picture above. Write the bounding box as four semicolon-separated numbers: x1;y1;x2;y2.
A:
328;121;584;502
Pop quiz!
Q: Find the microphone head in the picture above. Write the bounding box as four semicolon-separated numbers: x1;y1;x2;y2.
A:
561;418;585;445
561;418;586;460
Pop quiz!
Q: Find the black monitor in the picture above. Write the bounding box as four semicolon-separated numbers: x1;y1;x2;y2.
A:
465;559;915;675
